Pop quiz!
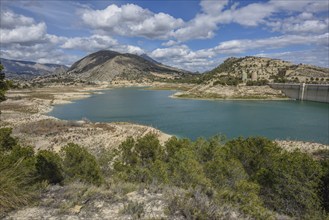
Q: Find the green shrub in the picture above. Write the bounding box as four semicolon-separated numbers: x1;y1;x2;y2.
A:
192;135;224;164
225;137;324;217
164;136;191;161
320;157;329;213
0;128;17;151
36;150;64;184
217;180;272;219
268;150;323;218
61;143;103;186
113;134;166;184
168;147;210;188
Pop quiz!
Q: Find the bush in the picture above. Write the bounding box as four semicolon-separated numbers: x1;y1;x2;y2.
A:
113;134;166;184
0;128;17;151
61;143;103;186
224;137;324;217
168;147;210;188
36;150;64;184
320;157;329;213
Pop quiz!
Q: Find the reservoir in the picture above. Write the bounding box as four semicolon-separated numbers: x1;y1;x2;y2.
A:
49;87;329;144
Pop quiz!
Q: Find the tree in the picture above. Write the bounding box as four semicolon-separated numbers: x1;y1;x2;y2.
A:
0;64;8;104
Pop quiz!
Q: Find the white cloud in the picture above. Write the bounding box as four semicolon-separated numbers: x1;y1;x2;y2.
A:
213;33;329;54
0;10;34;28
231;2;275;26
0;10;48;44
80;4;184;39
61;35;118;51
1;43;79;65
161;40;179;47
60;34;144;55
114;45;145;55
151;45;217;72
200;0;228;15
173;0;329;41
267;12;329;34
256;49;329;68
1;22;47;44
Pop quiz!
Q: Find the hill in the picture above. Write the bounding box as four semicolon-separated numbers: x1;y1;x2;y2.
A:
66;50;190;82
201;56;329;84
0;58;68;79
173;56;329;100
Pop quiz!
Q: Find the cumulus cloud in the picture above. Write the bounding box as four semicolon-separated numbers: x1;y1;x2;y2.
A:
0;10;34;28
60;34;144;55
172;0;329;41
1;43;79;65
80;3;184;39
267;12;329;34
150;45;217;72
0;10;48;44
0;10;78;65
61;35;118;51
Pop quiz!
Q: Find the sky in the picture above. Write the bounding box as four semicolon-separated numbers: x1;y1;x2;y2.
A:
0;0;328;72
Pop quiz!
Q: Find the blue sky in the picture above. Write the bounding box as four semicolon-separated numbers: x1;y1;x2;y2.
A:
0;0;328;72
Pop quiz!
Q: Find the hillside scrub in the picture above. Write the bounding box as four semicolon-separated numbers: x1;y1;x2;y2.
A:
0;128;328;219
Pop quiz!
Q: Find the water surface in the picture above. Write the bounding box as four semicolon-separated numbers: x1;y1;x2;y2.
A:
49;87;329;144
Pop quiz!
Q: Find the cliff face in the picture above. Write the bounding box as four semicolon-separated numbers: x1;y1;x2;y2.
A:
204;56;329;83
67;50;190;82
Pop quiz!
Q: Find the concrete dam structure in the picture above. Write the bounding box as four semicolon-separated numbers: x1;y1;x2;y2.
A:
269;83;329;103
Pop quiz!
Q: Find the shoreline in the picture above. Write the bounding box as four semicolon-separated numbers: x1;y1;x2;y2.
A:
0;84;328;154
169;94;291;101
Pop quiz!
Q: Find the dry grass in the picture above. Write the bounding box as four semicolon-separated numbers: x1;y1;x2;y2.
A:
15;119;82;136
0;159;37;216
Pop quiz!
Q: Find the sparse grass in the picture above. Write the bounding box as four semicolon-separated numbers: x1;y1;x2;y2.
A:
0;103;39;114
15;119;81;135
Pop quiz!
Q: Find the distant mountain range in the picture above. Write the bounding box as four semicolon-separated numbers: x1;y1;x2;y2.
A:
2;52;328;84
67;50;190;82
0;58;68;79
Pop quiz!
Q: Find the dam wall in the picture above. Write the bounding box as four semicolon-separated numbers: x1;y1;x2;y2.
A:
269;83;329;103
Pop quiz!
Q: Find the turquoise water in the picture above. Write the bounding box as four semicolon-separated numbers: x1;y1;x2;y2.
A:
49;87;329;144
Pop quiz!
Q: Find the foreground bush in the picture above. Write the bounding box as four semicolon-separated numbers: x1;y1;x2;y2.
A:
61;143;103;185
110;135;328;219
36;150;64;184
225;137;324;218
0;128;17;151
1;127;328;219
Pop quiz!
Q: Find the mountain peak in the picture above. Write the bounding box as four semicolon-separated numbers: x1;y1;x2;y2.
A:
67;50;190;82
